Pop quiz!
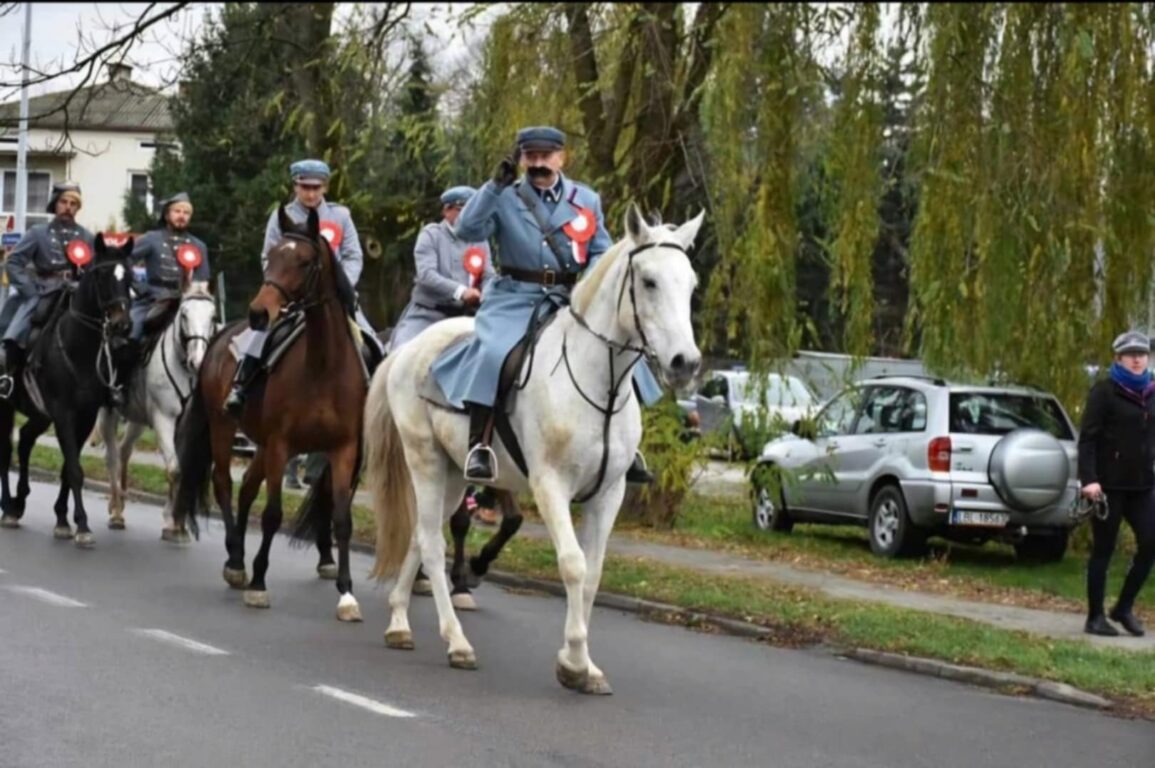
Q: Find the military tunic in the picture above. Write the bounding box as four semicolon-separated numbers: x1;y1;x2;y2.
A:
0;219;95;346
430;173;663;409
128;228;211;340
388;220;495;353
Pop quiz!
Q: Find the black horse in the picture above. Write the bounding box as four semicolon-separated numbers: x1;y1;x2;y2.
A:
0;234;134;547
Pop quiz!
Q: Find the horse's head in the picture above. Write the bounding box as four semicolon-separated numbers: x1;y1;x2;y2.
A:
249;206;330;330
617;205;704;390
83;233;134;336
178;279;217;373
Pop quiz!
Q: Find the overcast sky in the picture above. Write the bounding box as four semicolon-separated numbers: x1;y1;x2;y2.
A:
0;2;494;103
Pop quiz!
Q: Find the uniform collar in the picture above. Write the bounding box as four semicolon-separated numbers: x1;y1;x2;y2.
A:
529;175;564;204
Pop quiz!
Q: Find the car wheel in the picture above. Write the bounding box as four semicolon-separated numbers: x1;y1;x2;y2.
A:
1014;530;1069;564
751;465;793;533
868;484;926;558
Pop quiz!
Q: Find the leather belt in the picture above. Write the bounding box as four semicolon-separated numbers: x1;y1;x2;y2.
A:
501;267;577;287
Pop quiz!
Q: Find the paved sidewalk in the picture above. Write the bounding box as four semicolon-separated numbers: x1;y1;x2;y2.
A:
59;436;1155;653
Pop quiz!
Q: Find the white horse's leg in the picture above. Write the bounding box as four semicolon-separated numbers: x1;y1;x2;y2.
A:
412;463;475;668
99;409;127;529
150;411;181;537
532;475;601;692
384;538;422;650
574;477;628;694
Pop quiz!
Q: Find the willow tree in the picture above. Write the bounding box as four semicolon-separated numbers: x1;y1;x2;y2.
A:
826;3;884;358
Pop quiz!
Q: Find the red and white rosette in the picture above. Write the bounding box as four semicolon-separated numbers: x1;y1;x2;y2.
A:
463;245;487;289
319;220;343;250
66;239;93;267
562;205;596;265
176;243;203;272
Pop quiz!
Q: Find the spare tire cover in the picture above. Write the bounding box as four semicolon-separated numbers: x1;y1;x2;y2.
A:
988;428;1069;511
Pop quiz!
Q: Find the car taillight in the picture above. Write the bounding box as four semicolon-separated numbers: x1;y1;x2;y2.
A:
928;436;951;472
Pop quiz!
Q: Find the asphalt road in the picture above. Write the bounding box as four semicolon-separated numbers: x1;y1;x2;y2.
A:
0;481;1150;768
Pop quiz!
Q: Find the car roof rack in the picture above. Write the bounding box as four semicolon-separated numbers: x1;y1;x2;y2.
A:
868;374;947;386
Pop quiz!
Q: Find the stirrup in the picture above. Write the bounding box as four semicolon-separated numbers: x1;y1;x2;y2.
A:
0;374;12;400
464;444;498;483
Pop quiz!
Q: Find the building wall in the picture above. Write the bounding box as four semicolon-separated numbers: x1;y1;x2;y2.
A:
0;127;167;234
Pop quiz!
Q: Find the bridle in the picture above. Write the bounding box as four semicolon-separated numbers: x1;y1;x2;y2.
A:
554;238;689;503
262;232;329;313
159;292;217;408
55;259;133;392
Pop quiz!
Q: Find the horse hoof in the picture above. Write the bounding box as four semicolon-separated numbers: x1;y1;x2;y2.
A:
317;563;338;580
336;594;362;623
412;578;433;596
53;526;74;540
556;662;611;695
174;529;192;544
108;518;126;531
222;567;248;590
451;591;478;611
243;590;270;609
384;630;414;650
74;532;96;549
448;649;478;670
0;515;20;529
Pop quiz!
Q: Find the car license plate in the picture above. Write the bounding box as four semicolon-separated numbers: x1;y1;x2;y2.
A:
950;509;1010;527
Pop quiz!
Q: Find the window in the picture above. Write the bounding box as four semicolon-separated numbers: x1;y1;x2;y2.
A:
948;393;1074;440
129;172;150;209
817;387;864;437
854;387;928;435
731;373;817;409
2;170;51;227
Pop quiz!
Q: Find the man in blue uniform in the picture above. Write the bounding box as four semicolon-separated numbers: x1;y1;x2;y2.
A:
225;158;380;416
0;181;95;399
431;127;662;484
126;192;211;356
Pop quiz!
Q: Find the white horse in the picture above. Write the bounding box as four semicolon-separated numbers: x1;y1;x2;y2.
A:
100;280;217;540
363;206;703;694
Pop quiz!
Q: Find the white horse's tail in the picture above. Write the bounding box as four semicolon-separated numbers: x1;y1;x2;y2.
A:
364;356;416;581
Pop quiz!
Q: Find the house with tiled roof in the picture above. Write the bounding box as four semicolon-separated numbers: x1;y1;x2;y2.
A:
0;63;175;232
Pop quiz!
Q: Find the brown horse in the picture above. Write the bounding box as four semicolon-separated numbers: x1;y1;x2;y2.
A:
173;206;366;622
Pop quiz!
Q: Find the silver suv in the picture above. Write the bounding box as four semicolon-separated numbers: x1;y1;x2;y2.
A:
750;376;1079;561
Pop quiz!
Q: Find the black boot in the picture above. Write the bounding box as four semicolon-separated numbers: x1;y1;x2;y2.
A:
1108;606;1146;637
1085;614;1121;637
625;451;655;484
0;342;14;400
464;403;496;483
224;356;261;417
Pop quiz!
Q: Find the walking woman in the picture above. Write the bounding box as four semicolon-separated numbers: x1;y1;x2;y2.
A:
1077;331;1155;637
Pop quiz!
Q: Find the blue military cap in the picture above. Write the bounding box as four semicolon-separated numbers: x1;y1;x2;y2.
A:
290;158;331;182
440;185;476;207
516;126;566;152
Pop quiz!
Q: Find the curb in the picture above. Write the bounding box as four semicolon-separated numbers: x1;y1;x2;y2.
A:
29;463;1118;714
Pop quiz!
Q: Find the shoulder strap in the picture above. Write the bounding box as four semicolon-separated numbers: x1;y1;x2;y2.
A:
514;182;574;271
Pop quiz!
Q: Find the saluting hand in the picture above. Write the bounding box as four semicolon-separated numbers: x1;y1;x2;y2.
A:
492;155;518;189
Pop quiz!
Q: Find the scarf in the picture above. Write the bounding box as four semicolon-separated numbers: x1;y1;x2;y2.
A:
1110;361;1155;401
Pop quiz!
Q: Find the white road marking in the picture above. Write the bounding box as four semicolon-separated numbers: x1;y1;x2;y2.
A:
131;629;230;656
5;585;86;607
310;684;416;719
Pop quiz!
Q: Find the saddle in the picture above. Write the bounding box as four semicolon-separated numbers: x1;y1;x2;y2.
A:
137;296;181;366
228;310;381;382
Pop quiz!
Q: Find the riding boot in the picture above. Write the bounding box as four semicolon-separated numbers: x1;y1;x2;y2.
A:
625;451;655;485
0;341;14;400
224;356;261;418
464;403;497;483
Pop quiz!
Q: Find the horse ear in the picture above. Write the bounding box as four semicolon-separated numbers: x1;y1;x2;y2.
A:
306;206;320;242
277;205;294;236
123;236;134;257
673;210;706;252
94;232;106;257
623;203;649;244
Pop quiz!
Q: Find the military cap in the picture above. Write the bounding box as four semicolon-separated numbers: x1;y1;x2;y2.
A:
440;185;476;207
290;158;331;182
516;126;566;152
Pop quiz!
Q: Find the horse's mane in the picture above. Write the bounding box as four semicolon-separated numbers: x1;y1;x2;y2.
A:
571;237;631;315
185;279;211;298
